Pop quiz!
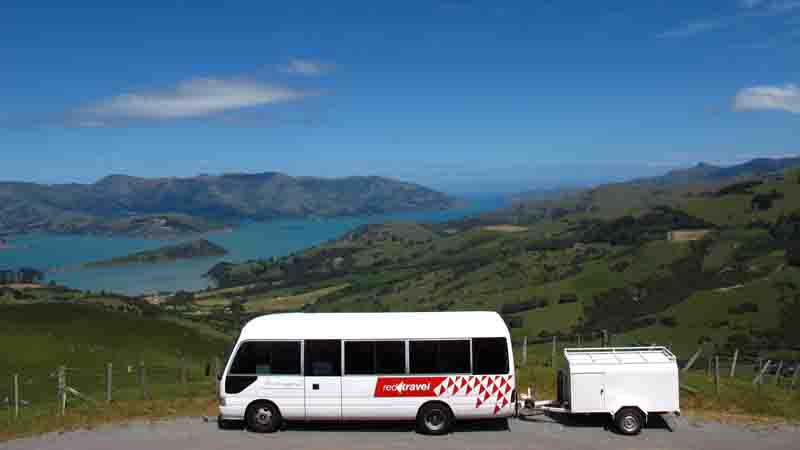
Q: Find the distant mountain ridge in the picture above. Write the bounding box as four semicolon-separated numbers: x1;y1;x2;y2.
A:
633;156;800;186
0;172;458;237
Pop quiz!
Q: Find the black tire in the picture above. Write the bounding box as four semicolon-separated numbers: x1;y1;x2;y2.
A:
556;370;566;404
615;407;644;435
416;402;454;435
245;401;282;433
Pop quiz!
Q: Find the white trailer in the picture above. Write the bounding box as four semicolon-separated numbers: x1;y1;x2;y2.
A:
529;347;680;435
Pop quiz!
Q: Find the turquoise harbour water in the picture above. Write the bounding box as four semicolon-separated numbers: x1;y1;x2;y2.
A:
0;199;503;295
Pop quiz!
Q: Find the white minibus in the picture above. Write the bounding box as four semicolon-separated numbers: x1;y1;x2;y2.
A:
218;311;515;434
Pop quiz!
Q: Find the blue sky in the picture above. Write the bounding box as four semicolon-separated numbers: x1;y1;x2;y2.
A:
1;1;799;194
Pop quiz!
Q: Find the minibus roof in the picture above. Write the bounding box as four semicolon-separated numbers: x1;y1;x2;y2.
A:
238;311;509;341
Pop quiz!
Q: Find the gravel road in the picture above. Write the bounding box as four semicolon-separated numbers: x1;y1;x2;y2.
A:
3;414;798;450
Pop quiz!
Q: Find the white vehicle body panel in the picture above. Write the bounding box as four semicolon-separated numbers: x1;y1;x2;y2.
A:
219;312;515;423
564;347;680;418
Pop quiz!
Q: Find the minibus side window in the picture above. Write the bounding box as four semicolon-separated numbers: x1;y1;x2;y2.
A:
229;341;301;375
409;340;470;374
472;337;509;375
344;341;405;375
305;340;341;376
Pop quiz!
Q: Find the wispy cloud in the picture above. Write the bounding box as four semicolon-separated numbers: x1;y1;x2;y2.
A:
279;58;336;76
740;0;766;9
732;83;800;113
64;77;321;126
740;0;800;15
656;21;723;39
659;0;800;41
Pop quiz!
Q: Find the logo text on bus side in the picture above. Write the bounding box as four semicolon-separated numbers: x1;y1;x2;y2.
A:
373;377;446;397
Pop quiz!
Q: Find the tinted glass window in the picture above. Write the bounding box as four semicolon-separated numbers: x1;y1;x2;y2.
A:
345;341;405;375
375;341;405;374
345;341;374;375
410;340;470;374
472;337;509;375
229;341;301;375
305;340;341;376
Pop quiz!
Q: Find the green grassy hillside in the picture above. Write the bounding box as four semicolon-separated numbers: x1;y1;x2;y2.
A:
0;302;231;404
196;167;800;362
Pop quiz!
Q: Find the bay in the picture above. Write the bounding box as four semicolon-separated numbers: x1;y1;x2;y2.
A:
0;198;503;295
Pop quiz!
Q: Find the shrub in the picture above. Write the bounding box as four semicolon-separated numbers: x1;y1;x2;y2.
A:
558;293;579;304
787;241;800;267
751;190;783;211
500;298;548;314
728;302;759;314
715;180;763;196
504;316;524;329
660;316;678;328
610;260;630;273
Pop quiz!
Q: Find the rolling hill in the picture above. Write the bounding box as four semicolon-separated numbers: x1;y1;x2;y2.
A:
192;159;800;362
0;172;458;238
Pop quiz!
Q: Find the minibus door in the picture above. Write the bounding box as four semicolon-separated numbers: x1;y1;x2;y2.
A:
304;340;342;421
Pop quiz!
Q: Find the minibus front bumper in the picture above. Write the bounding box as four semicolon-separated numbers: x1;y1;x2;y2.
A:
219;405;246;421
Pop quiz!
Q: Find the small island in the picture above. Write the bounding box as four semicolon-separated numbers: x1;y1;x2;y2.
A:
84;239;228;268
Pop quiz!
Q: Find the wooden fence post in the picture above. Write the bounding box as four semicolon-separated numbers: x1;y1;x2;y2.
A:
551;336;557;369
707;356;712;377
181;357;188;394
774;361;783;386
13;374;19;420
57;366;66;416
522;336;527;367
602;330;608;348
715;355;720;396
752;360;771;385
730;349;739;378
577;334;582;347
139;361;148;400
682;347;702;372
106;363;112;403
792;365;799;391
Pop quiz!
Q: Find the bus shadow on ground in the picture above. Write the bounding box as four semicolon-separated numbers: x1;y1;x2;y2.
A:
518;411;672;434
219;419;511;433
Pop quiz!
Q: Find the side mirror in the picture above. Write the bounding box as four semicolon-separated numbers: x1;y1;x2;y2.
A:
216;370;223;381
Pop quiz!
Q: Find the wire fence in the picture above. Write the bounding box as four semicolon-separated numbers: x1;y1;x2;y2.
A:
511;331;800;394
1;357;222;424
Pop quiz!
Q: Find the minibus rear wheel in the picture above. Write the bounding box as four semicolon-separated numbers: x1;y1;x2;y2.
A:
245;400;282;433
416;402;454;435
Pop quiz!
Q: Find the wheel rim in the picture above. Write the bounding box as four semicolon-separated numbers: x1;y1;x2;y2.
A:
425;408;446;431
621;414;639;433
255;407;273;426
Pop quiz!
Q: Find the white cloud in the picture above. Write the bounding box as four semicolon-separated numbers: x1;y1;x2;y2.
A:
766;0;800;13
740;0;800;14
740;0;766;8
280;58;336;76
656;21;722;39
71;78;320;123
733;83;800;113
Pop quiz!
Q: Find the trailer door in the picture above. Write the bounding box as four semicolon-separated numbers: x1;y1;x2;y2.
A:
304;340;342;421
571;372;605;413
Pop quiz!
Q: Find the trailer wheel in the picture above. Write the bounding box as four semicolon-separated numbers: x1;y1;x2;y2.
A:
245;400;282;433
615;407;644;435
416;402;454;435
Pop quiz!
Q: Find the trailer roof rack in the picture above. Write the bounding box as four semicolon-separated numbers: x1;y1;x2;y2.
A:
563;346;676;365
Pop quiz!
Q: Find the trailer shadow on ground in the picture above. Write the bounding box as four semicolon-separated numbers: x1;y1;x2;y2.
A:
517;411;672;434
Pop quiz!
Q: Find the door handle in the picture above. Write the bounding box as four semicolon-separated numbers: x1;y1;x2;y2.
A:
313;383;320;390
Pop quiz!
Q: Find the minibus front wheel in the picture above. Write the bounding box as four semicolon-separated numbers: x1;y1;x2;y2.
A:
245;400;282;433
416;401;454;435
